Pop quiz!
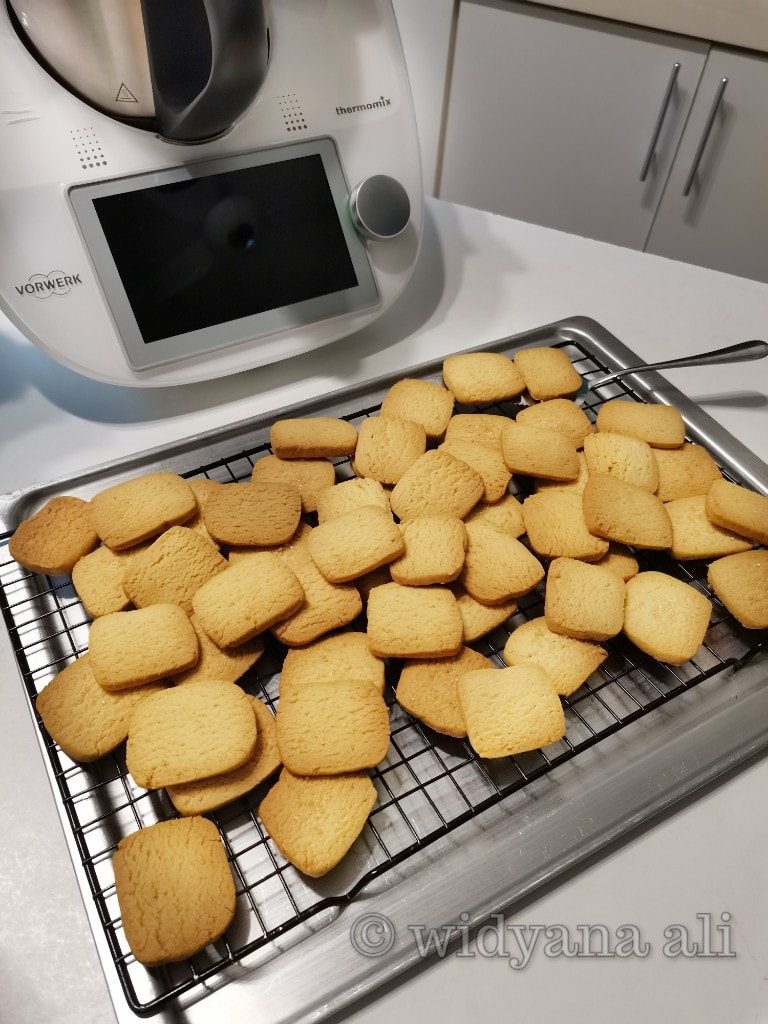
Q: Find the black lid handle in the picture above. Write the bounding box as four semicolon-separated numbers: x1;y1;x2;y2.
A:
141;0;269;143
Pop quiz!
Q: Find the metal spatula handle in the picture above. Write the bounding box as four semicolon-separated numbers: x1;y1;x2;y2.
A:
590;339;768;389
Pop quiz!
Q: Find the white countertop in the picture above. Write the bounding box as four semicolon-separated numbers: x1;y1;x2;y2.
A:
1;197;768;1024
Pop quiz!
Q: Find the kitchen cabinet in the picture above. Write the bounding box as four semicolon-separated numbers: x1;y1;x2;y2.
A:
645;47;768;283
439;0;709;248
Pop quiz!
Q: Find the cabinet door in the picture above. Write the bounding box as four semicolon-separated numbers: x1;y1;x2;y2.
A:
646;48;768;283
439;0;708;248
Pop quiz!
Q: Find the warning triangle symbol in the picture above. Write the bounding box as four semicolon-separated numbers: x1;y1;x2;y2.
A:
115;82;139;103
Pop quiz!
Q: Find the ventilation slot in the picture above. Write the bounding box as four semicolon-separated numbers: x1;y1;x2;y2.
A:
71;127;107;171
277;93;308;133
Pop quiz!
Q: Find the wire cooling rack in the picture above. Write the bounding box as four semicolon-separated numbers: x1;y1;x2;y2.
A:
0;334;763;1018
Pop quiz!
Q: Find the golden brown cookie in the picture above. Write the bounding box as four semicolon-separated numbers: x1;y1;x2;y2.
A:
653;444;722;503
259;769;376;877
126;680;257;788
583;432;659;493
89;604;199;691
251;454;336;514
707;550;768;630
276;679;389;775
390;450;484;521
390;515;467;586
516;399;593;448
464;494;525;538
72;543;147;618
10;496;98;575
705;479;768;545
36;656;164;762
172;614;263;686
270;417;358;458
353;415;427;484
535;451;589;495
444;413;507;451
461;521;544;604
596;400;685;449
522;490;609;561
202;482;301;547
666;495;753;559
316;477;392;523
280;632;386;696
396;646;494;738
453;587;518;641
582;474;672;549
503;617;606;696
367;583;463;658
192;555;304;648
121;526;226;614
442;352;525;404
544;557;625;642
113;817;236;965
90;472;197;550
623;572;711;665
501;422;580;481
458;664;565;758
308;506;404;583
513;347;581;401
439;439;512;503
167;698;281;815
380;378;454;438
593;543;639;582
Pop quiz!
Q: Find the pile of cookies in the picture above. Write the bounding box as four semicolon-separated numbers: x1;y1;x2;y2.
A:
8;344;768;968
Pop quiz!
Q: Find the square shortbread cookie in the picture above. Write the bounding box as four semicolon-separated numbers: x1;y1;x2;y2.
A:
259;769;376;878
316;477;392;523
272;526;362;646
461;521;544;604
202;482;301;547
513;347;582;401
353;415;427;484
503;617;607;697
706;479;768;545
113;817;236;965
396;646;494;738
666;495;753;559
167;698;281;815
251;454;336;514
444;414;507;451
535;451;589;495
89;604;199;691
192;555;304;648
623;571;711;665
36;655;164;762
593;543;639;582
516;399;593;448
390;515;467;586
582;473;672;549
708;550;768;630
121;526;227;614
308;506;404;583
276;679;390;775
583;432;659;493
596;400;685;449
501;422;580;481
654;444;722;503
464;494;525;538
90;472;197;550
458;664;565;758
281;632;386;695
522;490;609;561
72;543;147;618
270;417;358;458
9;496;98;575
545;557;626;641
439;439;512;503
442;352;525;404
173;614;263;686
390;450;484;521
452;586;518;642
380;378;454;438
126;680;257;788
367;583;463;658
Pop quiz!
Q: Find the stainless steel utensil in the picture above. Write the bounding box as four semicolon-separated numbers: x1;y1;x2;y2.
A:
575;338;768;404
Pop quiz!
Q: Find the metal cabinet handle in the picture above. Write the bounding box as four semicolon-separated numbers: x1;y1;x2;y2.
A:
639;62;681;182
682;77;728;197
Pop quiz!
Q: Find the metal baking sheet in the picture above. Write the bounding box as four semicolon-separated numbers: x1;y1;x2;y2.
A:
0;316;766;1024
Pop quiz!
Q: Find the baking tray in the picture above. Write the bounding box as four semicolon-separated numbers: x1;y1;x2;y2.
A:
0;316;766;1024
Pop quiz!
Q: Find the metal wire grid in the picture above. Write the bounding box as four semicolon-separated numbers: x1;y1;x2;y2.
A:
0;338;762;1018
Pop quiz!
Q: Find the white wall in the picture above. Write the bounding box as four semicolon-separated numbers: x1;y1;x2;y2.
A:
392;0;455;194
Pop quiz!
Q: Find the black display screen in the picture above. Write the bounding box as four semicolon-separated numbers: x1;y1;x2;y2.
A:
92;155;359;344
